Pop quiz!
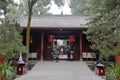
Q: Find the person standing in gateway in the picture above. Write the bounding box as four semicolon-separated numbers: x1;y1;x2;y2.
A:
55;49;60;62
70;49;74;61
50;50;54;61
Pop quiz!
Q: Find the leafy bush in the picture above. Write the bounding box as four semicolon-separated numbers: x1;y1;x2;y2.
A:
0;61;16;80
106;74;115;80
110;64;120;78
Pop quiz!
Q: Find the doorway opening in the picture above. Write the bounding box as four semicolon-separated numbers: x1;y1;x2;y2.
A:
53;39;70;59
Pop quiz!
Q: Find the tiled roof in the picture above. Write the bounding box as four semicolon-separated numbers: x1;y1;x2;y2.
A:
17;14;90;28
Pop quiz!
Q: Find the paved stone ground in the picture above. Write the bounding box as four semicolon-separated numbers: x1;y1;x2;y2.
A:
15;61;105;80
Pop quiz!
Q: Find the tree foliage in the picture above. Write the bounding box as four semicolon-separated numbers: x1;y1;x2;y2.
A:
69;0;89;15
0;0;28;59
54;0;65;7
17;0;51;15
0;0;14;14
0;19;28;59
84;0;120;61
33;0;51;14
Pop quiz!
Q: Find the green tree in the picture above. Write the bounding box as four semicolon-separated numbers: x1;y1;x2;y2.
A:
33;0;51;14
25;0;51;48
0;0;14;14
26;0;37;49
84;0;120;61
54;0;65;7
0;18;28;59
69;0;89;15
17;0;51;15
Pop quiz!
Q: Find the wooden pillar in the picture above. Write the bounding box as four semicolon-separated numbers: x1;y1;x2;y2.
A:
40;33;44;60
80;33;82;60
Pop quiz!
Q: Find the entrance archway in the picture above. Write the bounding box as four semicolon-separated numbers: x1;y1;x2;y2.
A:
22;28;92;61
43;29;82;60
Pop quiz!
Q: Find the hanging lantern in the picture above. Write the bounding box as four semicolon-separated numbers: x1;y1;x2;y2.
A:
48;35;54;42
69;35;75;42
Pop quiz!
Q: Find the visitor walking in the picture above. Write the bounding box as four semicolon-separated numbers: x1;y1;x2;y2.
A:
50;50;54;61
67;48;70;61
70;49;74;61
55;49;59;62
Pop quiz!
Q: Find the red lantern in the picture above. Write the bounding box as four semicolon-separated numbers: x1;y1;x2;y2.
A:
48;35;54;42
99;68;105;76
17;67;23;75
69;35;75;42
